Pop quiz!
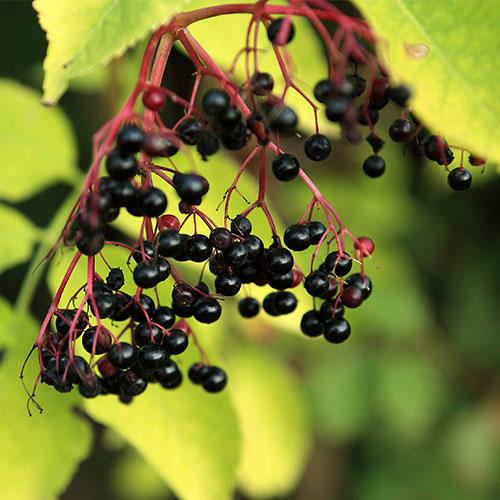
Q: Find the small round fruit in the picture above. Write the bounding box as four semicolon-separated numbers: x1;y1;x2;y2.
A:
108;342;136;369
267;18;295;45
230;215;252;237
106;150;138;180
238;297;260;318
251;72;274;95
142;88;166;111
300;310;324;337
163;329;189;355
272;153;300;182
324;318;351;343
137;342;167;372
388;119;412;142
117;125;144;153
201;89;230;116
215;272;241;296
304;134;331;161
139;187;167;217
324;251;352;276
203;366;227;393
363;155;386;178
304;271;330;297
341;286;364;308
284;224;311;251
448;168;472;191
194;298;222;324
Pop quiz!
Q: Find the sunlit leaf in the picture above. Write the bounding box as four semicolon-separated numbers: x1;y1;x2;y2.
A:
228;345;311;498
34;0;192;104
0;307;92;500
0;79;77;201
352;0;500;166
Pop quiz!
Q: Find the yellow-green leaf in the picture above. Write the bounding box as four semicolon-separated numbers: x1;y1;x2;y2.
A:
85;366;240;500
0;79;77;201
352;0;500;165
34;0;191;105
0;203;37;274
228;346;311;498
0;307;92;500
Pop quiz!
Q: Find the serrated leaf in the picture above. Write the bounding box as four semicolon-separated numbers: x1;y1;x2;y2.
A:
84;367;240;500
0;203;37;274
352;0;500;165
186;0;337;136
0;306;92;500
0;79;77;201
34;0;191;104
228;346;311;498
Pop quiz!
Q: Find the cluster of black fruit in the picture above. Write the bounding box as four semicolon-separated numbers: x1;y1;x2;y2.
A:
39;266;227;402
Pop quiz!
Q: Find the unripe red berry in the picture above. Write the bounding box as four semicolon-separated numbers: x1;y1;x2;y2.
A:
158;214;180;232
142;88;166;111
354;236;375;257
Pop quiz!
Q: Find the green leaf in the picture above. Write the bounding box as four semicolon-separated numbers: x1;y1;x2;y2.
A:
0;79;78;201
0;203;37;274
34;0;191;104
228;346;311;498
186;0;337;135
84;363;240;500
351;0;500;165
0;306;92;500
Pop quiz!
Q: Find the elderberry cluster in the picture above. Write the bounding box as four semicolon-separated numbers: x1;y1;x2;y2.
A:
31;7;481;409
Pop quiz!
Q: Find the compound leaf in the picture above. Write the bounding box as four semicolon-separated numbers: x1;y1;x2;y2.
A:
352;0;500;165
34;0;192;104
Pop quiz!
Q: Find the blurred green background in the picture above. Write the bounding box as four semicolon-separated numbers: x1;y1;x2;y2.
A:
1;2;500;500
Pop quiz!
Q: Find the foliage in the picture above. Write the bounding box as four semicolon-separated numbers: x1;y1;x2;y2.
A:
0;2;499;500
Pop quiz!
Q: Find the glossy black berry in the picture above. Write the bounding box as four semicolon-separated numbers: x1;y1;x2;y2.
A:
134;322;163;347
117;125;144;153
154;359;181;385
243;235;264;261
324;318;351;343
274;291;297;314
55;309;87;335
267;18;295;45
119;370;147;396
92;293;116;318
172;283;196;308
111;292;132;321
137;342;167;372
157;229;183;258
300;310;324;337
185;234;213;262
266;248;294;275
163;328;189;355
82;327;111;354
345;273;372;299
78;377;102;398
389;119;412;142
304;134;331;161
319;299;345;320
130;294;155;322
220;121;249;150
139;187;167;217
448;167;472;191
196;130;220;160
423;135;447;161
218;105;241;128
231;214;252;236
104;268;124;291
153;306;175;330
346;75;367;97
305;271;330;297
67;356;90;384
238;297;260;318
173;173;209;204
209;254;229;275
272;153;300;182
224;242;248;268
202;89;230;116
75;231;104;256
133;261;160;288
143;133;178;157
188;363;210;384
324;251;352;276
306;221;326;245
251;72;274;95
267;270;293;290
235;263;259;283
203;367;227;393
325;97;350;122
390;85;412;107
105;150;138;180
269;106;298;134
210;227;233;250
215;272;241;296
194;298;222;323
363;155;386;178
369;78;391;109
132;240;154;263
108;342;136;369
263;293;280;316
437;147;454;166
313;79;331;103
178;118;203;145
284;224;311;251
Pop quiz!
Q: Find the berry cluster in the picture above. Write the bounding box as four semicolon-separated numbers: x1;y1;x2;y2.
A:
25;1;483;411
